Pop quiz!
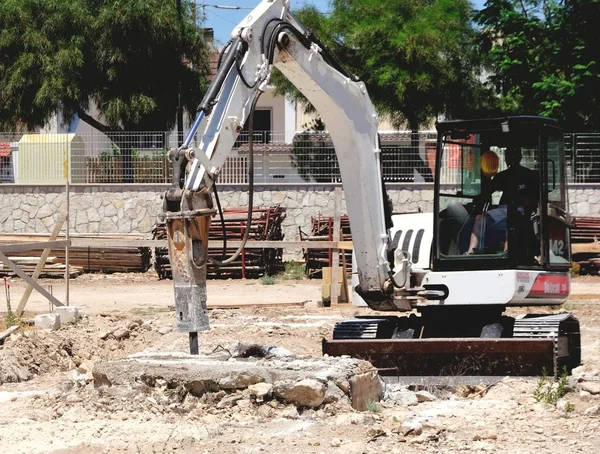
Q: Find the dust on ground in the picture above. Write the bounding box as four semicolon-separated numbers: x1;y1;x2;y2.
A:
0;274;599;454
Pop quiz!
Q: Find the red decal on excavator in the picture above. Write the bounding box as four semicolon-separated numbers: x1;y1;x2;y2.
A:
527;274;569;298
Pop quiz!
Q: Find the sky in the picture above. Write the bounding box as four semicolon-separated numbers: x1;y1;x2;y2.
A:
200;0;488;45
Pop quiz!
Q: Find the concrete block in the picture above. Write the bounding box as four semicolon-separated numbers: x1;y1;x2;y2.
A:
93;352;381;411
34;313;60;330
55;306;79;324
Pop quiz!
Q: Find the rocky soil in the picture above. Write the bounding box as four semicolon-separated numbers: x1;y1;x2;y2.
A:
0;274;600;453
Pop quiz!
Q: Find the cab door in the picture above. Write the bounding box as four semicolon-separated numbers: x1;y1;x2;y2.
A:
541;126;571;270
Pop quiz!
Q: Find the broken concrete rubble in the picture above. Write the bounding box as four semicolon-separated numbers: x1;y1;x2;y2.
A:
92;351;382;411
273;378;326;408
384;384;419;406
248;382;273;402
34;313;60;330
415;390;437;402
55;306;79;324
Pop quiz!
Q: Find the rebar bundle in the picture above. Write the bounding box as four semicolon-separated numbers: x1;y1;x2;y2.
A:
153;205;287;279
301;214;352;279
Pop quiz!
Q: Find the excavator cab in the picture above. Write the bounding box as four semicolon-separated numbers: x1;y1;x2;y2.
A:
434;117;571;273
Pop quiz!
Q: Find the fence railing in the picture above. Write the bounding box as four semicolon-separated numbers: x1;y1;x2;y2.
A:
1;130;599;185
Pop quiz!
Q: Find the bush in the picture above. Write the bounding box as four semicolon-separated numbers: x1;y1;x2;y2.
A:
533;366;569;405
366;400;381;413
279;261;305;280
570;262;581;277
260;275;277;285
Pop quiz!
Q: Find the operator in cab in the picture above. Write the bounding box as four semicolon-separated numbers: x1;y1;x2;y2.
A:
466;145;538;256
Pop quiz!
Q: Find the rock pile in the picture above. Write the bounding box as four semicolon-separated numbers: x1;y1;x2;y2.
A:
0;331;75;384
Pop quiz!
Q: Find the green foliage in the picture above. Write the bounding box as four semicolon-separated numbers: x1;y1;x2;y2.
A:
366;400;382;413
564;401;575;413
273;0;490;130
533;366;570;405
4;309;19;329
291;118;340;183
570;262;581;277
0;0;210;131
475;0;600;131
278;261;306;281
260;275;277;285
100;144;121;160
4;281;18;328
90;148;171;183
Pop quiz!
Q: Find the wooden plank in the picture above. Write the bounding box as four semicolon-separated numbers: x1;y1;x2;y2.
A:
1;236;353;250
572;242;600;253
321;267;332;306
16;214;66;317
65;181;70;307
0;251;64;308
341;248;349;303
69;238;354;250
331;188;342;306
0;240;71;253
0;325;19;343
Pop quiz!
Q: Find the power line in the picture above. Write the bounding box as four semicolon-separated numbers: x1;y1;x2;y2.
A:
196;1;253;26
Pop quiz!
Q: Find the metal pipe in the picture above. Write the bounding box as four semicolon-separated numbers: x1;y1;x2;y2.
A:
189;332;199;355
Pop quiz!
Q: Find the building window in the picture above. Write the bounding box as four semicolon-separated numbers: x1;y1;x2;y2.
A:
235;109;272;145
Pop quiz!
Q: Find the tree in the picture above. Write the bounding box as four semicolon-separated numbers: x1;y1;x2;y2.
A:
291;118;340;183
0;0;210;180
476;0;600;132
273;1;490;182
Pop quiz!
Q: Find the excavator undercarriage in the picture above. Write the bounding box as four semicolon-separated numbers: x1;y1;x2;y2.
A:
323;311;580;377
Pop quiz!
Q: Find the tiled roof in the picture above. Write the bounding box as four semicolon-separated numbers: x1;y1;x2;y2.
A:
0;143;11;158
209;51;220;80
288;131;436;144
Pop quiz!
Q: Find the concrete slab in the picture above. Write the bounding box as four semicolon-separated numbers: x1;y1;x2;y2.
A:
34;313;60;330
55;306;79;324
93;352;383;411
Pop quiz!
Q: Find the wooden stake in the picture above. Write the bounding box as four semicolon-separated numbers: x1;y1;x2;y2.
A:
15;214;66;317
340;237;349;303
0;251;64;308
65;181;70;306
0;325;19;343
330;188;342;306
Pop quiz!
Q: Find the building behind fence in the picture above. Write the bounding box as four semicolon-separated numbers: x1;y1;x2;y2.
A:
1;130;599;185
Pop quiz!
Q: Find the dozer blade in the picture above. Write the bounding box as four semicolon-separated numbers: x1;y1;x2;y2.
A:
322;338;556;376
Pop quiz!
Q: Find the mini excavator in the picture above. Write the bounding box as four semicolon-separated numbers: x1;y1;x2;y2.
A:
162;0;580;376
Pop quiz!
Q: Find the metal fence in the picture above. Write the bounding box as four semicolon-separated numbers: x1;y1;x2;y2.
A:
1;130;599;185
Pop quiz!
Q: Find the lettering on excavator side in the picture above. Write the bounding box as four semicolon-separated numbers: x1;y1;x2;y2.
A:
526;274;569;298
550;239;565;257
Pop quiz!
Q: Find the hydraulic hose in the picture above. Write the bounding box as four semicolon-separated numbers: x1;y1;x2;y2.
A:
208;93;259;266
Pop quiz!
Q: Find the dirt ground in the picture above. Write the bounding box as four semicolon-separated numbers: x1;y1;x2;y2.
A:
1;273;600;453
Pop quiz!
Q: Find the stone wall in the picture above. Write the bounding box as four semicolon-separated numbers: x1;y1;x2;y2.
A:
0;185;164;235
570;186;600;216
0;183;598;241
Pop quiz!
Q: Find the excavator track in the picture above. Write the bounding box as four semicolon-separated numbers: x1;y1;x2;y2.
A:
513;313;581;376
323;314;580;377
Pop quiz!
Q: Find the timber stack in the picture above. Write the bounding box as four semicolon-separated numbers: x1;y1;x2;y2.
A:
571;216;600;274
0;256;81;278
302;214;352;279
0;234;152;276
153;205;286;279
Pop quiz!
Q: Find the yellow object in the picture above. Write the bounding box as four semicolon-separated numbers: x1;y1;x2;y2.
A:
480;150;499;177
18;134;85;184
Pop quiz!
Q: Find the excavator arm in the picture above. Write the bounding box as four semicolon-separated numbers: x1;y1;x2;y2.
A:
163;0;407;343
